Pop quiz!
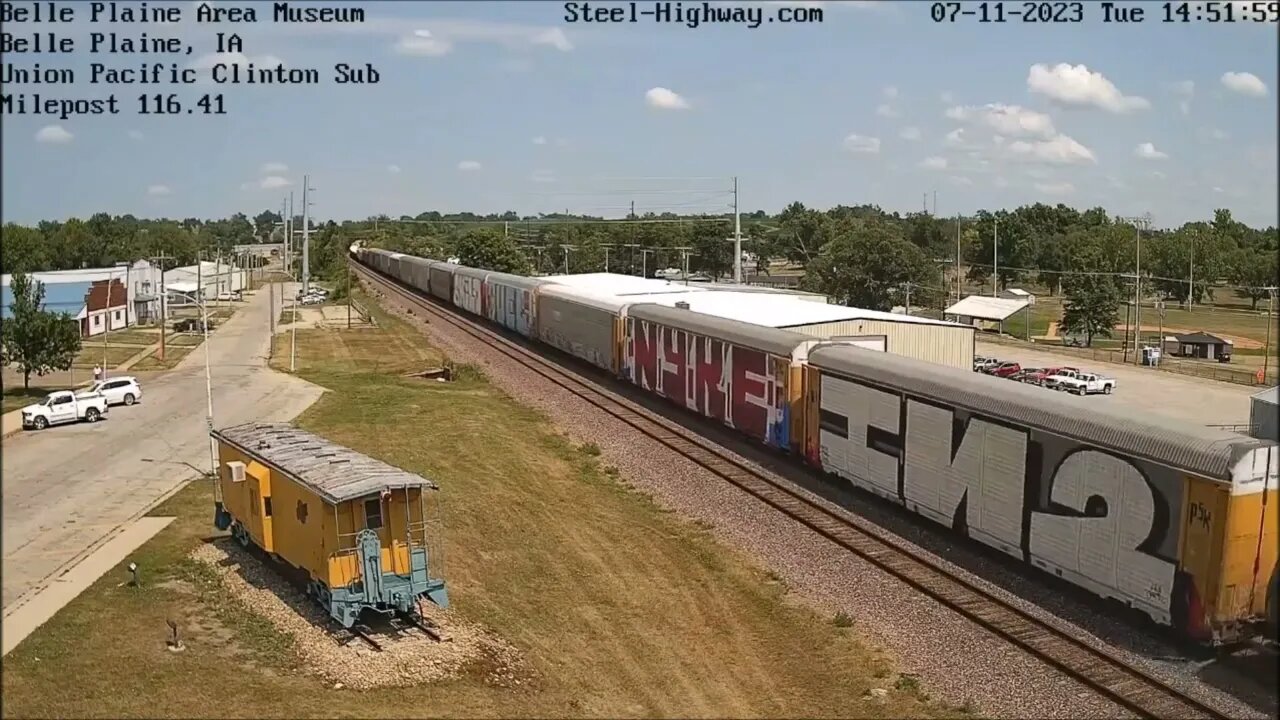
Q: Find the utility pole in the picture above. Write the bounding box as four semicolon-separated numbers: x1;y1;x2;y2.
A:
1123;215;1151;365
563;245;573;274
151;253;173;361
640;248;655;279
992;217;999;297
301;174;314;294
903;282;913;315
1265;287;1277;384
955;214;962;305
932;190;937;216
602;244;612;272
732;176;743;283
1187;233;1195;311
287;192;294;278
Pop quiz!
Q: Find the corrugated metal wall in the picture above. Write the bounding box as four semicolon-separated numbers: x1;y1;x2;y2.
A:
1251;397;1279;442
537;294;617;372
788;319;974;370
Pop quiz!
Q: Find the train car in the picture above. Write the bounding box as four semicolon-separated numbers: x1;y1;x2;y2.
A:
429;261;456;304
402;255;434;297
805;343;1279;644
452;265;488;317
624;303;809;451
484;271;548;339
536;284;627;374
211;422;449;628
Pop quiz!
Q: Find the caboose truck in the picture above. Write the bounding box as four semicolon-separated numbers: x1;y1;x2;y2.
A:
210;422;448;628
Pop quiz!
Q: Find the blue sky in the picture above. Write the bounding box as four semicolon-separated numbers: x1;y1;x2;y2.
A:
2;0;1276;229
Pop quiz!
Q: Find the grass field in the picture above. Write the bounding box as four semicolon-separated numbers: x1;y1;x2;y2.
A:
1;385;56;413
97;329;163;346
166;332;208;347
72;344;141;369
0;292;961;719
130;346;193;372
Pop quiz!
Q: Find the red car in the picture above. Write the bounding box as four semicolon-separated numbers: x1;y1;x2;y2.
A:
987;361;1022;378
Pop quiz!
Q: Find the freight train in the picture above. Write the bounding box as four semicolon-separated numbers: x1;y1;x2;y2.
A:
354;246;1280;645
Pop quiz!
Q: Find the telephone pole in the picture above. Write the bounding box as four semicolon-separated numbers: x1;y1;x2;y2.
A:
150;253;174;361
732;176;743;283
992;217;999;297
1122;215;1152;365
1265;287;1278;383
300;174;315;294
955;214;962;305
287;192;294;277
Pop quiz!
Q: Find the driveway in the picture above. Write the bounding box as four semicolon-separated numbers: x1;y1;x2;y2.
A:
0;284;324;612
974;340;1257;427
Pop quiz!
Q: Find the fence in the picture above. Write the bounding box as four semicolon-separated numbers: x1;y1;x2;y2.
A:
978;333;1278;387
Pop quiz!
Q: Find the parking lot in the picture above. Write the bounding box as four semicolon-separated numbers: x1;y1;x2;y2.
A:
973;341;1258;428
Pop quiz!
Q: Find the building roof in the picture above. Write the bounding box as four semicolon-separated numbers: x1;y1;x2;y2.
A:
628;291;964;329
542;272;710;296
0;280;91;319
212;423;439;504
945;295;1029;321
1003;288;1034;297
1252;386;1279;406
682;280;828;301
1172;331;1231;345
165;280;199;294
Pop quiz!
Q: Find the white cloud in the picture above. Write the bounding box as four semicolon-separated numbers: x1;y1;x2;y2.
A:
1034;181;1075;195
257;176;292;189
128;130;144;141
1150;170;1167;180
1204;128;1229;141
1007;134;1097;165
1213;186;1225;193
532;136;548;145
898;126;922;141
919;156;948;170
1221;71;1268;97
1027;63;1149;113
875;103;898;118
949;175;973;186
883;86;899;99
35;125;73;144
945;103;1056;139
1171;80;1194;115
394;22;572;57
387;164;401;174
939;91;954;104
147;184;173;196
842;134;881;153
944;128;967;147
458;160;482;171
261;161;289;174
646;87;690;110
530;169;556;183
1134;142;1168;160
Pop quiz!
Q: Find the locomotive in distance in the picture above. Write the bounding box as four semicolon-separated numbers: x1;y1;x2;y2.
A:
0;1;366;24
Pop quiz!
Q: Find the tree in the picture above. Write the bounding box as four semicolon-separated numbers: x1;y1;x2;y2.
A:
1059;228;1122;347
0;224;48;274
0;273;83;388
1229;248;1278;310
453;228;531;274
803;221;938;311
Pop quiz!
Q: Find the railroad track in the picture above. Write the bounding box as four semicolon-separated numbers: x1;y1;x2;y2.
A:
350;260;1229;720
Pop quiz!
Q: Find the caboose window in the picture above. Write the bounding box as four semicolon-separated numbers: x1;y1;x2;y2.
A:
364;498;383;530
263;496;273;517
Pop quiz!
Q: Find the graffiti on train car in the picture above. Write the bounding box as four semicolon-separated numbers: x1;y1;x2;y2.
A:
455;275;484;315
817;372;1183;623
627;319;790;448
488;283;536;336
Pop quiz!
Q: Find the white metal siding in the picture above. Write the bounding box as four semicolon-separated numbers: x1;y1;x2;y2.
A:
538;294;616;372
788;320;973;370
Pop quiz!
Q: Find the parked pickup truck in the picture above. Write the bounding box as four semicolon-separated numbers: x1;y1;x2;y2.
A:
20;390;110;430
1050;371;1116;396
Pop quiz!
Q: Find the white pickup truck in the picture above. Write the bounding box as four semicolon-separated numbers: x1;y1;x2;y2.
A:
1050;371;1116;396
21;390;110;430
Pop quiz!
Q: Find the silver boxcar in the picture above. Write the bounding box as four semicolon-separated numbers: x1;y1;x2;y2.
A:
452;265;488;317
485;271;548;339
429;263;456;304
536;285;625;374
402;256;433;296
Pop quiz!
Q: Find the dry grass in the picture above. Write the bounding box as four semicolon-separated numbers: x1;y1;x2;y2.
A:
0;293;961;719
97;329;163;346
1;385;57;413
130;346;193;371
72;344;142;369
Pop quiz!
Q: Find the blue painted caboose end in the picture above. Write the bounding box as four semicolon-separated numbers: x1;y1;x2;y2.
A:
213;502;233;531
319;529;449;628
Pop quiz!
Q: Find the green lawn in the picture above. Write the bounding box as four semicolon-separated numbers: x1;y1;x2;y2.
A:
72;344;142;369
0;290;966;719
1;386;56;413
129;346;192;371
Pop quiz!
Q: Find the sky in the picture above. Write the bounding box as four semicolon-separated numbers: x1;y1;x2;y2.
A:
1;0;1277;229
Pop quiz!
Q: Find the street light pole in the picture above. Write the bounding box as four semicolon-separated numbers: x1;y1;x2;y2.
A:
170;289;217;475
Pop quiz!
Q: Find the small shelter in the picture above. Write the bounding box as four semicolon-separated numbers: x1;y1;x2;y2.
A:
1249;387;1278;442
1164;332;1234;362
944;295;1031;337
1000;287;1036;305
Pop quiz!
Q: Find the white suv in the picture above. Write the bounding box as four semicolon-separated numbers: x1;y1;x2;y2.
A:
89;376;144;406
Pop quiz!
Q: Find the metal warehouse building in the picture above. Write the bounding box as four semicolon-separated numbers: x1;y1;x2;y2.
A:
625;290;975;370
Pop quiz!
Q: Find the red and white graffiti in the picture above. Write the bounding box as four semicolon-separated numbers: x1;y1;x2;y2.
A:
626;319;788;447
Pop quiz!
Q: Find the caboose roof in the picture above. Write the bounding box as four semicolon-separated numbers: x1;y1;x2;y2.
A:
212;422;439;504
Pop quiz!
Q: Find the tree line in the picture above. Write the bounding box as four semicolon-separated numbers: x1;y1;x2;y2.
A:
4;203;1276;349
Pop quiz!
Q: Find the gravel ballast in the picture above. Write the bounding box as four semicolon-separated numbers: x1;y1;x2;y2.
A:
366;283;1275;720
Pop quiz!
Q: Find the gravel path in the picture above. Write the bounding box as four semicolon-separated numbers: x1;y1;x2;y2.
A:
369;284;1275;720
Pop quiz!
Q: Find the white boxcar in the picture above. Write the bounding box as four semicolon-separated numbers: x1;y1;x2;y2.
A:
536;285;625;374
452;265;488;317
429;262;456;303
485;271;548;339
402;256;433;295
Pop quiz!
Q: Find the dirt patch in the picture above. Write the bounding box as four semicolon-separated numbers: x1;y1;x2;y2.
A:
189;540;529;691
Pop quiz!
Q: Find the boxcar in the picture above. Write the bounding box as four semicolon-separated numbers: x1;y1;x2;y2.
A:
211;422;450;628
452;265;488;317
484;271;547;339
805;343;1279;644
536;284;625;374
429;262;456;303
402;256;434;296
624;304;809;451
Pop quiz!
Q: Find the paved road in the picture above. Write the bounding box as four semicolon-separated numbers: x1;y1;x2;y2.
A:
0;284;323;612
975;340;1257;427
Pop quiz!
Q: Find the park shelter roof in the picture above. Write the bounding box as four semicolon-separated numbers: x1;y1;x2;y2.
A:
945;295;1029;322
212;423;439;504
1172;332;1232;346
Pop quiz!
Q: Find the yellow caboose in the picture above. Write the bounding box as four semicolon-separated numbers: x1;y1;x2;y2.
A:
211;422;448;627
